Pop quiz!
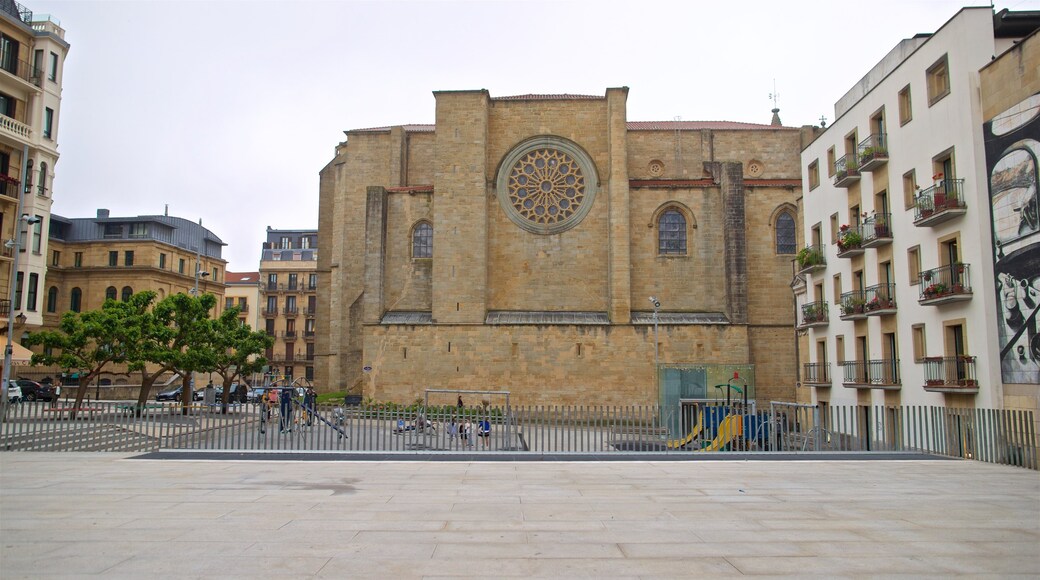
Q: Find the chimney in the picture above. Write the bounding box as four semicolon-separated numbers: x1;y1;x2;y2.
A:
770;108;782;126
97;209;109;219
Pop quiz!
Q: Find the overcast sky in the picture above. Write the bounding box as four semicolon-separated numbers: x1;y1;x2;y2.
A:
30;0;1040;272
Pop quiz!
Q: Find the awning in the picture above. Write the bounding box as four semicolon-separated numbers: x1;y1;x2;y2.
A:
0;336;33;364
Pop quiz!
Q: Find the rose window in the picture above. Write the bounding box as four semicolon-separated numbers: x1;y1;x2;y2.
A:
496;137;598;235
507;148;586;224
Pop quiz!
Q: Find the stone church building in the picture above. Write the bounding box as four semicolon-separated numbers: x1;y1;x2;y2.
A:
317;88;813;407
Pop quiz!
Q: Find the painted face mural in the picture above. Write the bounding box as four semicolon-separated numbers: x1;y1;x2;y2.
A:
986;93;1040;383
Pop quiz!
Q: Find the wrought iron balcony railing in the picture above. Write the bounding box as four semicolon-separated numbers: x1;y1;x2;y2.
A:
802;362;831;385
842;359;901;388
0;50;41;86
261;307;278;317
0;298;10;318
796;244;826;273
857;133;888;171
914;179;967;226
283;306;299;317
799;300;829;328
864;283;897;316
861;212;892;248
839;290;868;320
836;224;864;258
919;263;972;305
923;356;978;392
833;153;860;187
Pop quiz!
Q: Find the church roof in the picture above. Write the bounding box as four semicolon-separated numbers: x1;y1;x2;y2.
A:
492;93;604;101
627;120;797;131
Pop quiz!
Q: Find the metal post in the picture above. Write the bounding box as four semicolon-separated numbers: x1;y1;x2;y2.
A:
2;147;33;414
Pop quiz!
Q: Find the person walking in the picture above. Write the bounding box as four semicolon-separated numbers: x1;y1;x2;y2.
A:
478;416;492;449
279;388;293;433
461;419;472;447
457;394;464;409
304;387;317;426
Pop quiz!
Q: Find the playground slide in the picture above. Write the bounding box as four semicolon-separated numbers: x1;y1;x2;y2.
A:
666;413;703;449
699;414;743;452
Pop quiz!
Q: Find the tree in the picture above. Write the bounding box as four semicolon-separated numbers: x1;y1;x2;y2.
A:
24;294;152;418
152;293;219;414
206;306;273;412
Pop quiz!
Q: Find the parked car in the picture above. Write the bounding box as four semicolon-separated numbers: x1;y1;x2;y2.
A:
155;386;203;402
247;387;266;404
3;380;22;403
13;379;57;402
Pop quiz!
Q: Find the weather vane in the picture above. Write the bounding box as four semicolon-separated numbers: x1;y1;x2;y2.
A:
769;79;780;110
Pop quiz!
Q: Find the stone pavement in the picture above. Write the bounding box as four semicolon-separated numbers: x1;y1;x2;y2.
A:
1;453;1038;578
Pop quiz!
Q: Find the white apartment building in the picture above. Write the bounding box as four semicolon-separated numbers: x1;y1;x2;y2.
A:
797;7;1039;410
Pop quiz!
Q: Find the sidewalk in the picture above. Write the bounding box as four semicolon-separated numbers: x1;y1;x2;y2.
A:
1;453;1037;577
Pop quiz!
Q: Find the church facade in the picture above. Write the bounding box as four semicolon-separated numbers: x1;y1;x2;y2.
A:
317;88;812;407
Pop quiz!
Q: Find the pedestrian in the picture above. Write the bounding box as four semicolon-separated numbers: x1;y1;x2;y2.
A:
279;388;293;433
461;419;472;447
457;394;464;409
447;417;458;440
304;387;316;426
478;416;491;449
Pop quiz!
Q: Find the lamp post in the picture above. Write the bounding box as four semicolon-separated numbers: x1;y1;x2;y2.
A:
649;296;661;379
190;251;209;296
2;149;36;413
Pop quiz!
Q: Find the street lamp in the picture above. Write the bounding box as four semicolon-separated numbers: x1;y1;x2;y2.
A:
649;296;661;377
191;261;210;296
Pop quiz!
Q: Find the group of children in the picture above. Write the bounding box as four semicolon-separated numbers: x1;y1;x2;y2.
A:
445;416;492;448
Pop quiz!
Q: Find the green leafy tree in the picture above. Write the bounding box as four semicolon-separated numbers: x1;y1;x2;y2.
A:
23;294;152;417
206;306;273;412
155;293;219;414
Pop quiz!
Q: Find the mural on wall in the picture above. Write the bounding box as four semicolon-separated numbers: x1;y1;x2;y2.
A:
986;93;1040;384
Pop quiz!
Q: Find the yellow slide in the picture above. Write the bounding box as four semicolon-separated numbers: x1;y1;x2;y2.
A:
698;414;743;452
666;412;703;449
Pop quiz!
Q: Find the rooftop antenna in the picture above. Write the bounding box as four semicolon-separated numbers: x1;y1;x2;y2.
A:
164;204;168;217
769;80;782;126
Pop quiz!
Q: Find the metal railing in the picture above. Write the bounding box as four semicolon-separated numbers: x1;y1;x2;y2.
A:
802;362;831;385
919;263;972;301
796;244;826;272
833;153;860;184
862;212;892;245
924;356;978;390
914;179;966;221
799;300;828;327
864;283;896;313
0;400;1035;469
839;289;868;318
261;306;278;316
857;133;888;166
841;359;901;387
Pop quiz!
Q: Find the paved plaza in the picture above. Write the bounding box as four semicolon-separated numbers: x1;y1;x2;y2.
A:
1;453;1038;578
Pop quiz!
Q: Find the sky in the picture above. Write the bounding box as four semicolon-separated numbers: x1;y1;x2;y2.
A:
29;0;1040;272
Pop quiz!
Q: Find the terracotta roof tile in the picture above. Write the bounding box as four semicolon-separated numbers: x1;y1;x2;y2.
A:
226;271;260;284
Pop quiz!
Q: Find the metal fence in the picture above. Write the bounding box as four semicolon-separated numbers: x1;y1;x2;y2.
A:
1;400;1035;469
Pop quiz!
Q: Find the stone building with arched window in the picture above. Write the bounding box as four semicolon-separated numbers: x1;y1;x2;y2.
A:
317;88;817;406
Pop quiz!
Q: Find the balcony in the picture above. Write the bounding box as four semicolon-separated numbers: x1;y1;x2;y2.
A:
914;179;967;226
857;133;888;172
923;356;979;393
798;300;829;329
802;362;831;386
919;264;972;305
836;225;864;258
833;153;860;187
281;330;297;339
266;282;278;291
303;330;315;340
0;114;31;142
283;306;299;317
839;290;868;320
861;213;892;248
864;283;897;316
0;298;9;318
261;307;278;317
287;283;299;292
842;359;901;389
303;307;317;317
307;283;318;291
796;244;826;274
0;49;42;87
237;304;249;313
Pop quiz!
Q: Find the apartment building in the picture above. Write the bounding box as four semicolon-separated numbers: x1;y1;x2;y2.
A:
224;271;260;330
797;8;1039;410
259;228;317;384
0;2;68;337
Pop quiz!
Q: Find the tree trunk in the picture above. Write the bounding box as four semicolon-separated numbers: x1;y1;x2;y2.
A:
135;371;159;415
70;375;91;420
181;373;191;416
